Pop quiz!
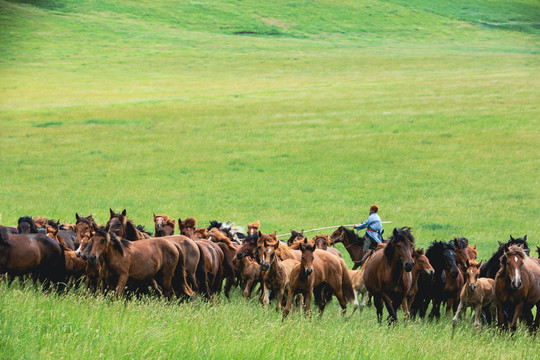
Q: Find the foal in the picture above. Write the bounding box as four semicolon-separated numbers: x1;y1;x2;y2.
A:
402;248;434;317
260;241;298;310
452;261;495;329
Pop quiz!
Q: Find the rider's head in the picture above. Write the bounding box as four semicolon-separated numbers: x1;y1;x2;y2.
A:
369;205;378;213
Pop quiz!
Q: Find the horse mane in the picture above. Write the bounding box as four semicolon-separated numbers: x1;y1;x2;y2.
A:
289;240;303;250
76;214;98;230
18;216;39;233
413;248;425;257
136;225;153;237
207;220;221;231
208;228;236;250
34;216;48;227
287;230;304;245
0;226;9;244
467;260;481;268
384;227;414;260
247;221;260;229
537;246;540;258
47;219;60;229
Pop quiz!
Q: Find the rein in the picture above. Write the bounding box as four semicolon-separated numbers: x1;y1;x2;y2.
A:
276;222;391;238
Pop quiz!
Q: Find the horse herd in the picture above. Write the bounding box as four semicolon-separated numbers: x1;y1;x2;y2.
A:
1;210;539;336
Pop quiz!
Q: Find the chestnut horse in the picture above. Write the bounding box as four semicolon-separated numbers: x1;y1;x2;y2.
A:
247;221;260;236
260;241;298;310
87;227;182;299
0;227;66;289
330;226;365;270
233;250;262;299
313;234;342;259
452;260;495;330
283;239;355;318
194;239;224;297
153;214;175;237
258;232;301;263
363;227;415;323
495;244;540;333
402;248;434;317
106;209;150;241
179;217;197;238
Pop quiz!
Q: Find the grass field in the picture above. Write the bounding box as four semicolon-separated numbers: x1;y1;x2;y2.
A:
0;0;539;358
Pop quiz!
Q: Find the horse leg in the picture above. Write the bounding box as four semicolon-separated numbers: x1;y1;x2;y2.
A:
282;288;295;319
243;278;254;299
452;301;466;328
351;290;359;316
473;303;484;329
115;274;129;298
304;291;313;317
373;295;384;323
510;302;524;333
275;286;285;312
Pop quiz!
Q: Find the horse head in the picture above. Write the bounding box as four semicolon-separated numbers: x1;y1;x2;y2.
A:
299;238;316;276
236;233;258;261
87;226;111;263
507;235;530;256
247;221;260;236
258;232;278;270
260;238;279;271
287;230;304;246
413;248;434;275
106;208;127;237
504;244;527;289
154;213;175;237
384;227;415;272
464;260;482;291
75;213;97;257
313;234;330;250
17;216;39;234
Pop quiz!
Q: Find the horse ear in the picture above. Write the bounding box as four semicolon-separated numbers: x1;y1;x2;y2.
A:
465;259;470;268
121;209;127;217
275;240;280;249
258;231;262;237
393;228;398;237
523;235;527;241
171;219;176;224
110;208;114;217
504;244;510;253
498;241;504;248
272;231;276;237
153;212;156;218
76;213;80;220
472;244;476;250
509;234;514;241
478;261;483;268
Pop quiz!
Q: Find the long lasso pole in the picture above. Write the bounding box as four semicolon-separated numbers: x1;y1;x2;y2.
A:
275;222;392;238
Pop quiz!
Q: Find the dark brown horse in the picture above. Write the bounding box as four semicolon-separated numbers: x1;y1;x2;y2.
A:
363;227;415;323
0;227;66;289
494;244;540;333
178;217;197;238
258;232;301;262
17;216;41;234
106;209;150;241
153;213;175;237
402;248;434;317
330;226;365;270
283;238;355;318
194;239;224;297
87;227;181;299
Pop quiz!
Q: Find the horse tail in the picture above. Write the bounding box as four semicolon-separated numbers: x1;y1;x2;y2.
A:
195;243;211;298
339;258;356;303
0;226;9;243
172;243;193;298
217;242;237;298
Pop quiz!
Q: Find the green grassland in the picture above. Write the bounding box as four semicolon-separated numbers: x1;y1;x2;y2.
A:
0;0;539;358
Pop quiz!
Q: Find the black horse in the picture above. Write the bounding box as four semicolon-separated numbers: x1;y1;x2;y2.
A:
479;235;530;279
17;216;44;234
207;220;246;243
410;240;460;320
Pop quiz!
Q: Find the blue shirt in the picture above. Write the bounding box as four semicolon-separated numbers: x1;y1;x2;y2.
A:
355;213;383;243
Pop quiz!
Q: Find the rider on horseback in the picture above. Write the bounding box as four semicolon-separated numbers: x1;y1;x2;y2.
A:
354;205;383;251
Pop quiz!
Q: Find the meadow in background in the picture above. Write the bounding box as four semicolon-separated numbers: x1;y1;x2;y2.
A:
0;0;539;358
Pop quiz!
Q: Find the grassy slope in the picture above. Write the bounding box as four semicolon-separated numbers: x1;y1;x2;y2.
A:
0;1;539;358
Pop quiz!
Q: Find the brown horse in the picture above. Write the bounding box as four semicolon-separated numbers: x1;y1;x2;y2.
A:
153;214;175;237
247;221;260;236
363;227;415;323
0;227;66;289
453;237;477;274
194;239;224;297
233;251;262;299
283;238;355;318
287;230;304;247
402;248;434;317
106;209;150;241
87;227;181;299
494;244;540;333
260;241;298;310
452;260;495;330
206;227;240;297
74;213;101;293
313;234;342;259
330;226;365;270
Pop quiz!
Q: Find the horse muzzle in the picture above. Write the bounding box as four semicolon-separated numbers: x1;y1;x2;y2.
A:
88;255;98;263
404;261;414;272
469;284;477;292
511;280;522;289
236;252;245;260
450;269;459;278
260;262;270;271
305;267;313;275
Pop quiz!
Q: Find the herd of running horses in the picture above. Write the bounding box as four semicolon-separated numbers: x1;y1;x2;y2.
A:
0;209;539;335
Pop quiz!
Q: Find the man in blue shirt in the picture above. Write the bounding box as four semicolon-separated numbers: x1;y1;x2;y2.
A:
354;205;383;251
